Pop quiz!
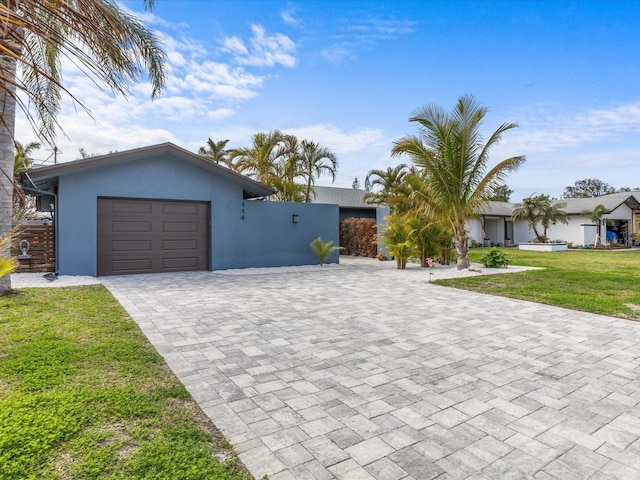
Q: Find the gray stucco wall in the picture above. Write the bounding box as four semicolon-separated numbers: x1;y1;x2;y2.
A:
56;153;339;275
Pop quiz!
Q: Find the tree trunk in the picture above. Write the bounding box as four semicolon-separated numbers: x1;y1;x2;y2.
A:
0;49;17;292
530;220;543;242
454;224;469;269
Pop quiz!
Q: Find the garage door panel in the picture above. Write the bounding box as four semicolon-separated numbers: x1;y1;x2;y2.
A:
98;198;209;276
162;257;199;269
162;203;201;215
110;200;153;214
112;220;153;232
162;221;199;233
162;239;199;250
111;258;153;273
112;240;152;251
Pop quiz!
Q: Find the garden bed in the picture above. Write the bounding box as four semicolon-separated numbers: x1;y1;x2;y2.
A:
518;242;568;252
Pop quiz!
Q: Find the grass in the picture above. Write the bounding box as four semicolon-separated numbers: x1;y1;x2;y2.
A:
435;247;640;319
0;285;254;480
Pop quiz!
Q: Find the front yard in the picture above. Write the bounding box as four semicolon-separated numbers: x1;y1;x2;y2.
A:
437;248;640;319
0;286;253;480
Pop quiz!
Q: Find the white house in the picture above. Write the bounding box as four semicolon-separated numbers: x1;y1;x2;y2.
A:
469;192;640;247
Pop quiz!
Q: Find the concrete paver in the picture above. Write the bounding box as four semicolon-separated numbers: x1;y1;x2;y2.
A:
99;258;640;479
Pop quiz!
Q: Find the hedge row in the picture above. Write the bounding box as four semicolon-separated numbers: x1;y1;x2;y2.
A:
340;217;377;257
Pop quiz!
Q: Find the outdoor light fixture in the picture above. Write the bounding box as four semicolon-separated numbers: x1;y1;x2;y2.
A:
292;214;299;224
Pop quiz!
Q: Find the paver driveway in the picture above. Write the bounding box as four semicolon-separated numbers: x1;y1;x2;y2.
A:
101;260;640;480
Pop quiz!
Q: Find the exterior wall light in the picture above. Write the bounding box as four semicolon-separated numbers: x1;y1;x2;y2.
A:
292;214;299;224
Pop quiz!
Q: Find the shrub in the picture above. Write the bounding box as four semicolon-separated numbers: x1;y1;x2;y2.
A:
339;218;377;257
379;215;416;269
310;237;342;266
480;247;510;268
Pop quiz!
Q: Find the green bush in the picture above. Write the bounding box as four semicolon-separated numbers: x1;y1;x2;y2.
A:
480;247;510;268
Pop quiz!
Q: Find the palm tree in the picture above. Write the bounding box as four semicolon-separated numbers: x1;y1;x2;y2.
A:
14;140;40;175
363;164;409;206
511;194;545;242
0;0;166;292
270;136;306;202
298;140;338;202
198;138;230;165
228;130;289;186
581;203;607;246
511;194;567;242
13;140;40;218
391;95;525;269
539;198;568;240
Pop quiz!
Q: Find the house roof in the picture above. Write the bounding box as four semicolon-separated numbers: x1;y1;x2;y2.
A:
19;142;276;199
556;191;640;214
478;192;640;217
311;186;377;208
482;201;518;217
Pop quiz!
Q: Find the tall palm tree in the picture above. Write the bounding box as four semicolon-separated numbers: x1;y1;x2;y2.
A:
298;140;338;202
391;95;525;269
0;0;166;291
198;138;230;165
363;164;409;206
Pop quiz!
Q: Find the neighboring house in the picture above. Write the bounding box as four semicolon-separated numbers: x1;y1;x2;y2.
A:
18;143;339;276
312;186;379;221
468;192;640;246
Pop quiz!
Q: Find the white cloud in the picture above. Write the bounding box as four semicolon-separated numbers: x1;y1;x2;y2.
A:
280;5;302;27
322;16;417;64
222;24;297;68
282;124;389;154
222;36;248;55
499;100;640;156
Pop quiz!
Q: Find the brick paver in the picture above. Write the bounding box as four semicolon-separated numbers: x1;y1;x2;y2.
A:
101;259;640;479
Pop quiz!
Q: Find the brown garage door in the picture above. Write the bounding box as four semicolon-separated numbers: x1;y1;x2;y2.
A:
97;198;209;276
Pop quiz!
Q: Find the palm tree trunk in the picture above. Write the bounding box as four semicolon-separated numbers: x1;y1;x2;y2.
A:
530;220;543;242
0;48;17;292
454;224;469;269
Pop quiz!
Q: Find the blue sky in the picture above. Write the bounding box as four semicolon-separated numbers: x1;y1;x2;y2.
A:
17;0;640;201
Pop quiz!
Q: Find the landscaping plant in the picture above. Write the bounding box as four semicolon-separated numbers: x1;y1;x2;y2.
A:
379;214;416;269
310;237;342;265
480;247;510;268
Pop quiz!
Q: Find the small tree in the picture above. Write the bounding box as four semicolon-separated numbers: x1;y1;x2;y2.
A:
310;237;342;266
379;214;415;269
581;204;607;246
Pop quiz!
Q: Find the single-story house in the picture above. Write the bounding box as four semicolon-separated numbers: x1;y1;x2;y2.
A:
18;143;339;276
468;192;640;246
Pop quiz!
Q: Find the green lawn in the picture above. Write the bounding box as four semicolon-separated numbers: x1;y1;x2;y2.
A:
0;285;253;480
435;247;640;319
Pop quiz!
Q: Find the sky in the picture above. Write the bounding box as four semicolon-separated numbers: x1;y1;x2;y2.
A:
15;0;640;202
